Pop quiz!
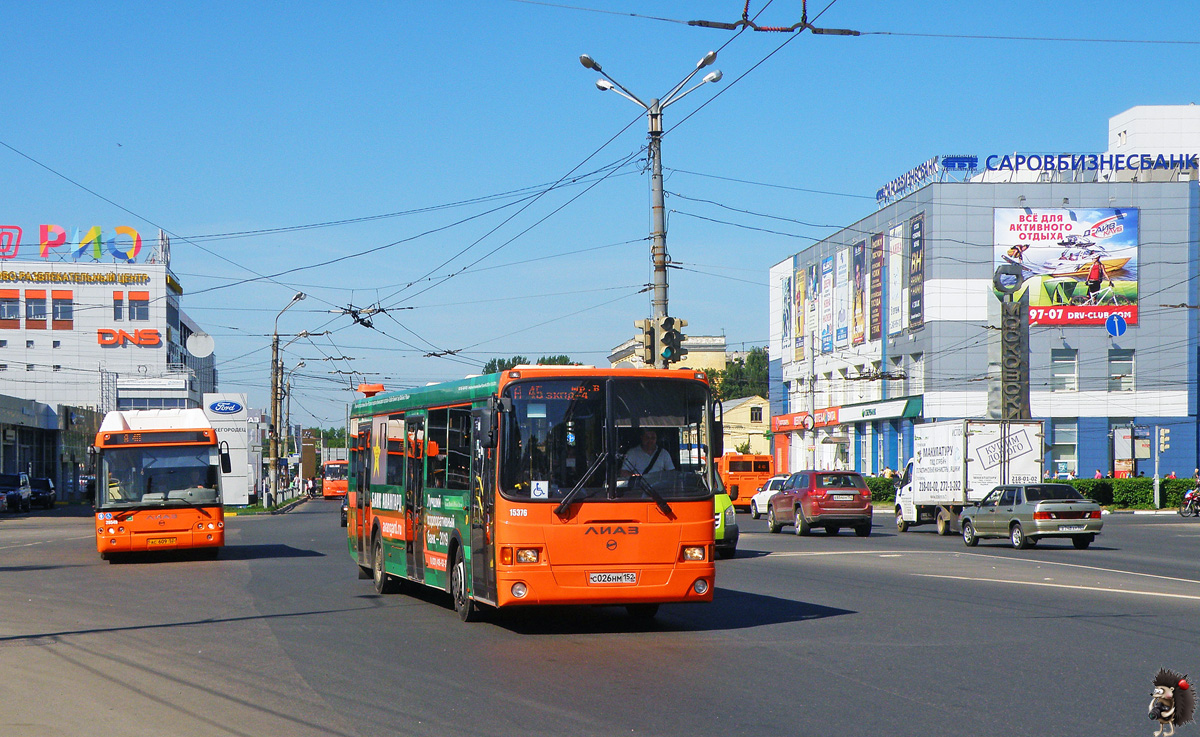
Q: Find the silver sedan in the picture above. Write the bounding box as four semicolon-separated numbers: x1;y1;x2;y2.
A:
960;483;1103;550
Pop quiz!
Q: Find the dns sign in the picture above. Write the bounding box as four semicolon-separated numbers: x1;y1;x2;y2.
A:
98;329;161;348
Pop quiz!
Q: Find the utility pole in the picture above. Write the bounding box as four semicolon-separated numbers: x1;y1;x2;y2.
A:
269;293;305;507
580;51;722;364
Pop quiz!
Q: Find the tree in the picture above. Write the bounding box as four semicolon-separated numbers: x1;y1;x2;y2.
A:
536;355;577;365
719;346;769;401
482;356;530;374
735;441;751;454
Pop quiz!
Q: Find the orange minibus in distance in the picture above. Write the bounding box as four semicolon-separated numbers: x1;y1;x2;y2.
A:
717;454;774;510
322;459;348;498
347;366;723;622
92;408;232;561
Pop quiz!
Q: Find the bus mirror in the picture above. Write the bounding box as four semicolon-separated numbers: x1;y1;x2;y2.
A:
426;440;440;458
87;445;97;457
476;406;497;449
219;441;232;474
712;402;724;458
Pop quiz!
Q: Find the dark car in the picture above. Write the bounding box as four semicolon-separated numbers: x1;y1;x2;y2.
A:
767;470;873;537
29;477;55;509
0;472;32;513
340;495;348;527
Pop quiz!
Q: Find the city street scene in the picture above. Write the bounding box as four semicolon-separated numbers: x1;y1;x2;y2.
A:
2;2;1200;736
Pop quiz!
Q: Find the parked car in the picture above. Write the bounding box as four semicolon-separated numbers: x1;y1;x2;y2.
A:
29;477;55;509
340;495;348;527
767;470;873;537
960;483;1103;550
749;474;789;519
0;473;32;513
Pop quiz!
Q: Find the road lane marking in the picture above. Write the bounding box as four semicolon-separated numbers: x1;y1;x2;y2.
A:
0;535;92;551
913;573;1200;601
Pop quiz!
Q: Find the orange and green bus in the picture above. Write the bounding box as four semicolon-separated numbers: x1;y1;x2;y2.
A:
347;366;723;621
322;459;348;498
716;453;774;510
92;408;232;561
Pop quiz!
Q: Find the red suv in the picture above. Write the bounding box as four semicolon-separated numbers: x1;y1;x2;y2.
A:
767;471;873;537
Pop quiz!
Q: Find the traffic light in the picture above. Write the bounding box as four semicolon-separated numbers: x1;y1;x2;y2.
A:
657;316;688;365
1159;427;1171;452
634;319;656;366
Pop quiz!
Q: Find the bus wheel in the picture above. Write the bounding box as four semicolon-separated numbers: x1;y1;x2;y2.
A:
626;604;659;621
373;536;398;594
451;550;479;622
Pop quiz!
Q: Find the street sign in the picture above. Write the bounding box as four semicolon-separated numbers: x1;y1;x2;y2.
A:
1106;314;1127;337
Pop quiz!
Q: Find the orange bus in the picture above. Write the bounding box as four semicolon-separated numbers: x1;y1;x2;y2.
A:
717;453;774;509
347;366;723;621
92;408;232;561
322;459;348;498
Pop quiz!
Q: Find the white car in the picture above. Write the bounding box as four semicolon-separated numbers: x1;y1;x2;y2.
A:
749;475;789;519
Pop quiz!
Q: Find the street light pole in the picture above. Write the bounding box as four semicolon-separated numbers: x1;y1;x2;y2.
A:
284;360;306;495
580;51;722;364
269;292;305;506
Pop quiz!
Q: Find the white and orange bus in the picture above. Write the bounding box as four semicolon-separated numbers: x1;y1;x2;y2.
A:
92;409;231;561
347;366;723;621
322;459;348;498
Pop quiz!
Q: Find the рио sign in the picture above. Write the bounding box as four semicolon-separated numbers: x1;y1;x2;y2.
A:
0;225;144;263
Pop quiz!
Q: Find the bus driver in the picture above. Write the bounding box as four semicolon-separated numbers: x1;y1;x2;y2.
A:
622;428;675;477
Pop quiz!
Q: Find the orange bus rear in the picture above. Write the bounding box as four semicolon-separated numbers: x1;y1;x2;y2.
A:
322;459;348;498
92;409;232;561
717;454;774;509
347;366;722;621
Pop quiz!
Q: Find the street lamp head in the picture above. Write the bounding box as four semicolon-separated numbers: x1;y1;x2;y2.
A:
292;292;306;303
579;54;600;71
596;79;614;92
703;70;723;84
697;50;717;69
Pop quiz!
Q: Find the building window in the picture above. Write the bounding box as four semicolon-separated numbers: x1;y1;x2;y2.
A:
1109;349;1135;392
26;340;33;348
129;291;150;321
0;364;6;371
0;340;6;347
26;364;34;371
1049;420;1078;476
1050;349;1078;392
52;291;73;329
25;290;47;325
113;292;123;321
52;298;73;321
751;406;763;423
52;364;61;372
52;341;59;348
0;291;18;324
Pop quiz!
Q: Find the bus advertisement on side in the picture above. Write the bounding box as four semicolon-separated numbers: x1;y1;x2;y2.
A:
346;366;722;622
92;408;232;561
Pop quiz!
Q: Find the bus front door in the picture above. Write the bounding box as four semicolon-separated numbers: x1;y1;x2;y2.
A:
355;422;371;565
405;417;426;583
470;408;497;603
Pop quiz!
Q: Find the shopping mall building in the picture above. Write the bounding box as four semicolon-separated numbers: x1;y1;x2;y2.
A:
768;105;1200;478
0;228;217;494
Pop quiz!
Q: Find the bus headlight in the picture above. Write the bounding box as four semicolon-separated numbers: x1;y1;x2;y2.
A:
511;582;528;598
693;579;710;595
516;548;539;564
682;546;705;561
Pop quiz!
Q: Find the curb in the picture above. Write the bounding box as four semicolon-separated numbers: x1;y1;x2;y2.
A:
1106;509;1180;515
226;497;308;517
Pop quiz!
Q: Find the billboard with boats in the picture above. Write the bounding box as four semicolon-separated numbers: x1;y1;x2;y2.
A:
994;207;1138;326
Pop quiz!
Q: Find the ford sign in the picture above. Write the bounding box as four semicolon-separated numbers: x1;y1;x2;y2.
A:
209;400;243;414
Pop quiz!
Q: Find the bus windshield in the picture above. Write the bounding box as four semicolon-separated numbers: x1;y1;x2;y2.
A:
98;446;221;509
500;378;713;502
324;462;348;480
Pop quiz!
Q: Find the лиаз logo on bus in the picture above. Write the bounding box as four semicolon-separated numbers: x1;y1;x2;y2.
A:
209;400;243;414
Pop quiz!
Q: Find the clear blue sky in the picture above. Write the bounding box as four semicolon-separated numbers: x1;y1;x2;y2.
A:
3;1;1197;427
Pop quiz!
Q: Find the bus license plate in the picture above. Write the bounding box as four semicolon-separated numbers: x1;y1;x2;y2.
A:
589;572;637;585
1058;525;1085;532
147;537;177;546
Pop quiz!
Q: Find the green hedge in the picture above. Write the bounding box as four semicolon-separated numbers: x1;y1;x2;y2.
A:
863;475;1195;508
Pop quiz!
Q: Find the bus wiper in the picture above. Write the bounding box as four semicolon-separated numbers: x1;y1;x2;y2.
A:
554;452;608;516
626;472;674;518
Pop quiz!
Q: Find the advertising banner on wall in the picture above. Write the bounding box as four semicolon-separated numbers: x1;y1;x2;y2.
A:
793;267;806;360
780;274;792;359
820;256;834;353
835;248;849;347
852;242;866;345
887;223;905;336
869;233;884;341
807;265;819;352
993;207;1139;326
908;212;925;330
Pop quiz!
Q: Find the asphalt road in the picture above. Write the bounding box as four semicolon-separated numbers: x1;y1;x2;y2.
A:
2;502;1198;737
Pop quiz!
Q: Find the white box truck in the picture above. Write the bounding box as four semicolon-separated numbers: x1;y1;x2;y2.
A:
895;419;1044;535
